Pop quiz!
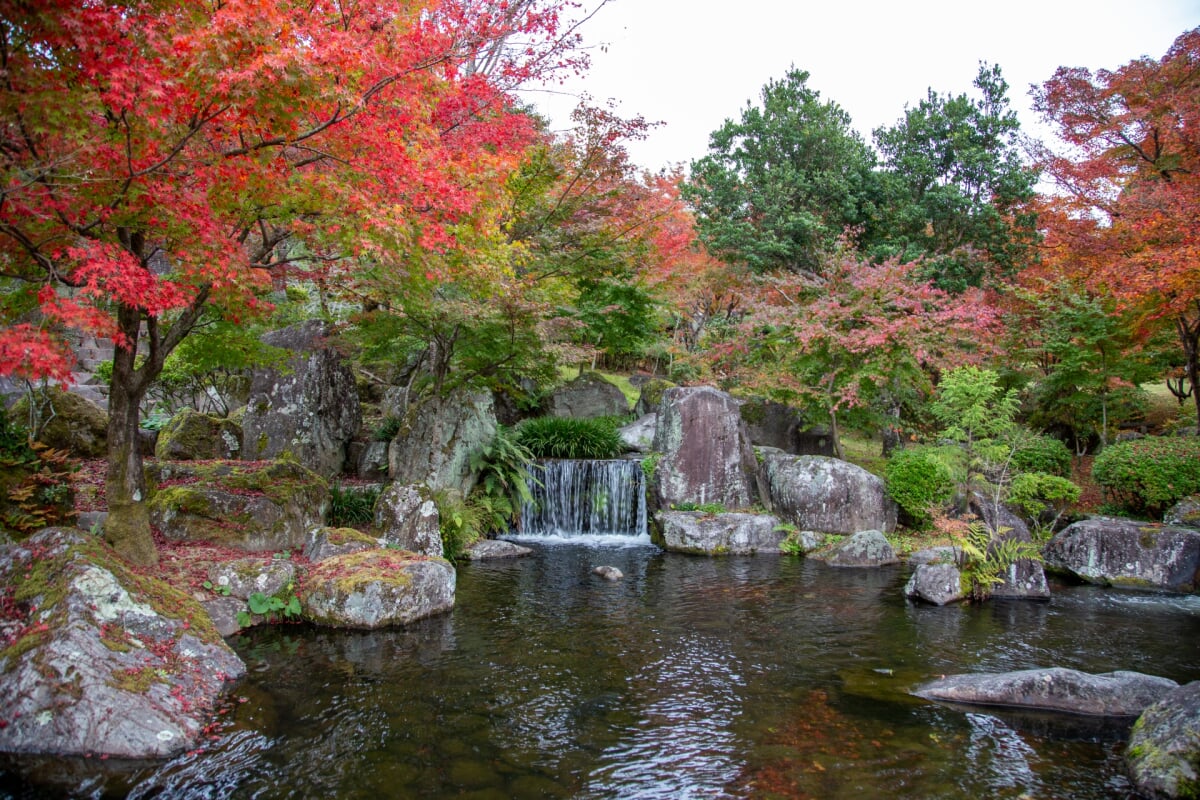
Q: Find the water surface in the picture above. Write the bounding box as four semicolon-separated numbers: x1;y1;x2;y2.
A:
4;543;1199;799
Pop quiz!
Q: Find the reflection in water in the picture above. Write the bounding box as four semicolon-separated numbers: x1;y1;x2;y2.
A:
2;545;1198;798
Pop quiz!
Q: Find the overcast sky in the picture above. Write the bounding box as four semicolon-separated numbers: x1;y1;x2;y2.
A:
524;0;1198;172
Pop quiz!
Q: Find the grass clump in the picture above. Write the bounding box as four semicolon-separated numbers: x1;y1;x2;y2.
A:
516;416;624;460
327;483;382;527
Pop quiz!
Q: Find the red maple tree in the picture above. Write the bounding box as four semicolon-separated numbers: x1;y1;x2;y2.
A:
1032;27;1200;433
0;0;585;563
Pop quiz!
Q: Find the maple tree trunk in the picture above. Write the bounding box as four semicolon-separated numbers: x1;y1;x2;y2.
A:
1180;311;1200;436
103;307;157;566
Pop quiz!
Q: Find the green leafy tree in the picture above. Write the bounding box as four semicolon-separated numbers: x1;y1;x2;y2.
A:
684;68;879;276
871;63;1038;291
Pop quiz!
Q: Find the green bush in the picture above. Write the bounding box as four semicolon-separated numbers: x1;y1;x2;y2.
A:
884;447;956;529
1007;472;1081;535
1092;436;1200;518
515;416;624;460
1011;433;1072;477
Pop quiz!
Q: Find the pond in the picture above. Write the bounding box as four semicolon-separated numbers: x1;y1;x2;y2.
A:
4;540;1200;799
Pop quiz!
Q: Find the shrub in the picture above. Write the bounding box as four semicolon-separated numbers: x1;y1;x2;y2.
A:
515;416;624;460
1007;472;1081;535
1092;436;1200;518
1011;433;1072;477
432;489;483;562
372;416;403;442
884;447;955;529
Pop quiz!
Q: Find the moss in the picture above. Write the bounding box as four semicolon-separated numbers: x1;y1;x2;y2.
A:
325;527;376;547
307;550;433;596
256;432;269;452
1140;527;1160;550
108;665;166;694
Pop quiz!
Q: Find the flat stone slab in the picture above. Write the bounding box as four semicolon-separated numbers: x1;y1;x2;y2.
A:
913;668;1178;717
463;540;533;560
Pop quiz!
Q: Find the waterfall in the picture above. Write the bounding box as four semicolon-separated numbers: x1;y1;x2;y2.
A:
517;459;648;541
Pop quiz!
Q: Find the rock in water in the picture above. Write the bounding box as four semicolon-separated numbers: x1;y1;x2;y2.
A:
1043;518;1200;593
913;668;1178;717
816;530;899;567
1128;681;1200;800
760;450;897;535
593;565;623;580
462;540;533;560
301;550;456;629
0;528;245;759
656;510;784;555
905;562;965;605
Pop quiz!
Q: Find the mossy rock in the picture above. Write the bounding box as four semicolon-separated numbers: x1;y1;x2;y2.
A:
300;550;455;629
10;388;107;458
147;460;328;551
154;408;242;461
303;526;380;562
0;528;244;758
634;378;676;416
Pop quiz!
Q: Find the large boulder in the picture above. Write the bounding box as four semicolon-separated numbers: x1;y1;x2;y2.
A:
147;460;328;551
739;398;835;456
154;408;241;461
914;668;1178;717
373;483;442;557
652;386;762;510
814;530;899;567
971;496;1050;599
549;371;630;419
761;450;897;535
0;528;244;758
241;321;361;477
656;510;784;555
388;388;496;495
905;562;965;605
11;388;107;458
1128;681;1200;800
1043;518;1200;593
300;550;456;629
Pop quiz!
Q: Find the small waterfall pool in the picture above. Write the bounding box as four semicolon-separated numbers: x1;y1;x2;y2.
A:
4;544;1199;798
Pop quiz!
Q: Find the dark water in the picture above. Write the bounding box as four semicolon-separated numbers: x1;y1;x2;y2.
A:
4;542;1200;799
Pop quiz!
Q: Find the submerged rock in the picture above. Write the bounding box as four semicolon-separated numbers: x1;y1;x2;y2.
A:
760;450;897;535
815;530;899;568
1128;681;1200;799
913;668;1178;717
301;550;456;629
593;565;623;580
0;528;244;759
1043;518;1200;593
656;510;784;555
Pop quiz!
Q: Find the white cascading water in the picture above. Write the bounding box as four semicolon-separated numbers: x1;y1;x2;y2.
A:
516;459;648;542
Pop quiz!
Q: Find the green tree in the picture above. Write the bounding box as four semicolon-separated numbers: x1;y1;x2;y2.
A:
871;64;1038;291
683;68;879;276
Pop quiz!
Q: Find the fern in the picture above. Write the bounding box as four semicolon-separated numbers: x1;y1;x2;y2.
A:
957;522;1043;602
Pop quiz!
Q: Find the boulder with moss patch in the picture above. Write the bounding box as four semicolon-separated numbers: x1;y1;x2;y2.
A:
373;483;441;557
304;527;380;562
207;558;296;599
814;530;900;567
154;408;242;461
10;388;108;458
0;528;244;759
549;371;630;419
1165;496;1200;530
147;460;328;551
388;389;496;495
633;378;675;416
300;550;455;628
761;449;897;535
1128;681;1200;800
241;320;361;477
